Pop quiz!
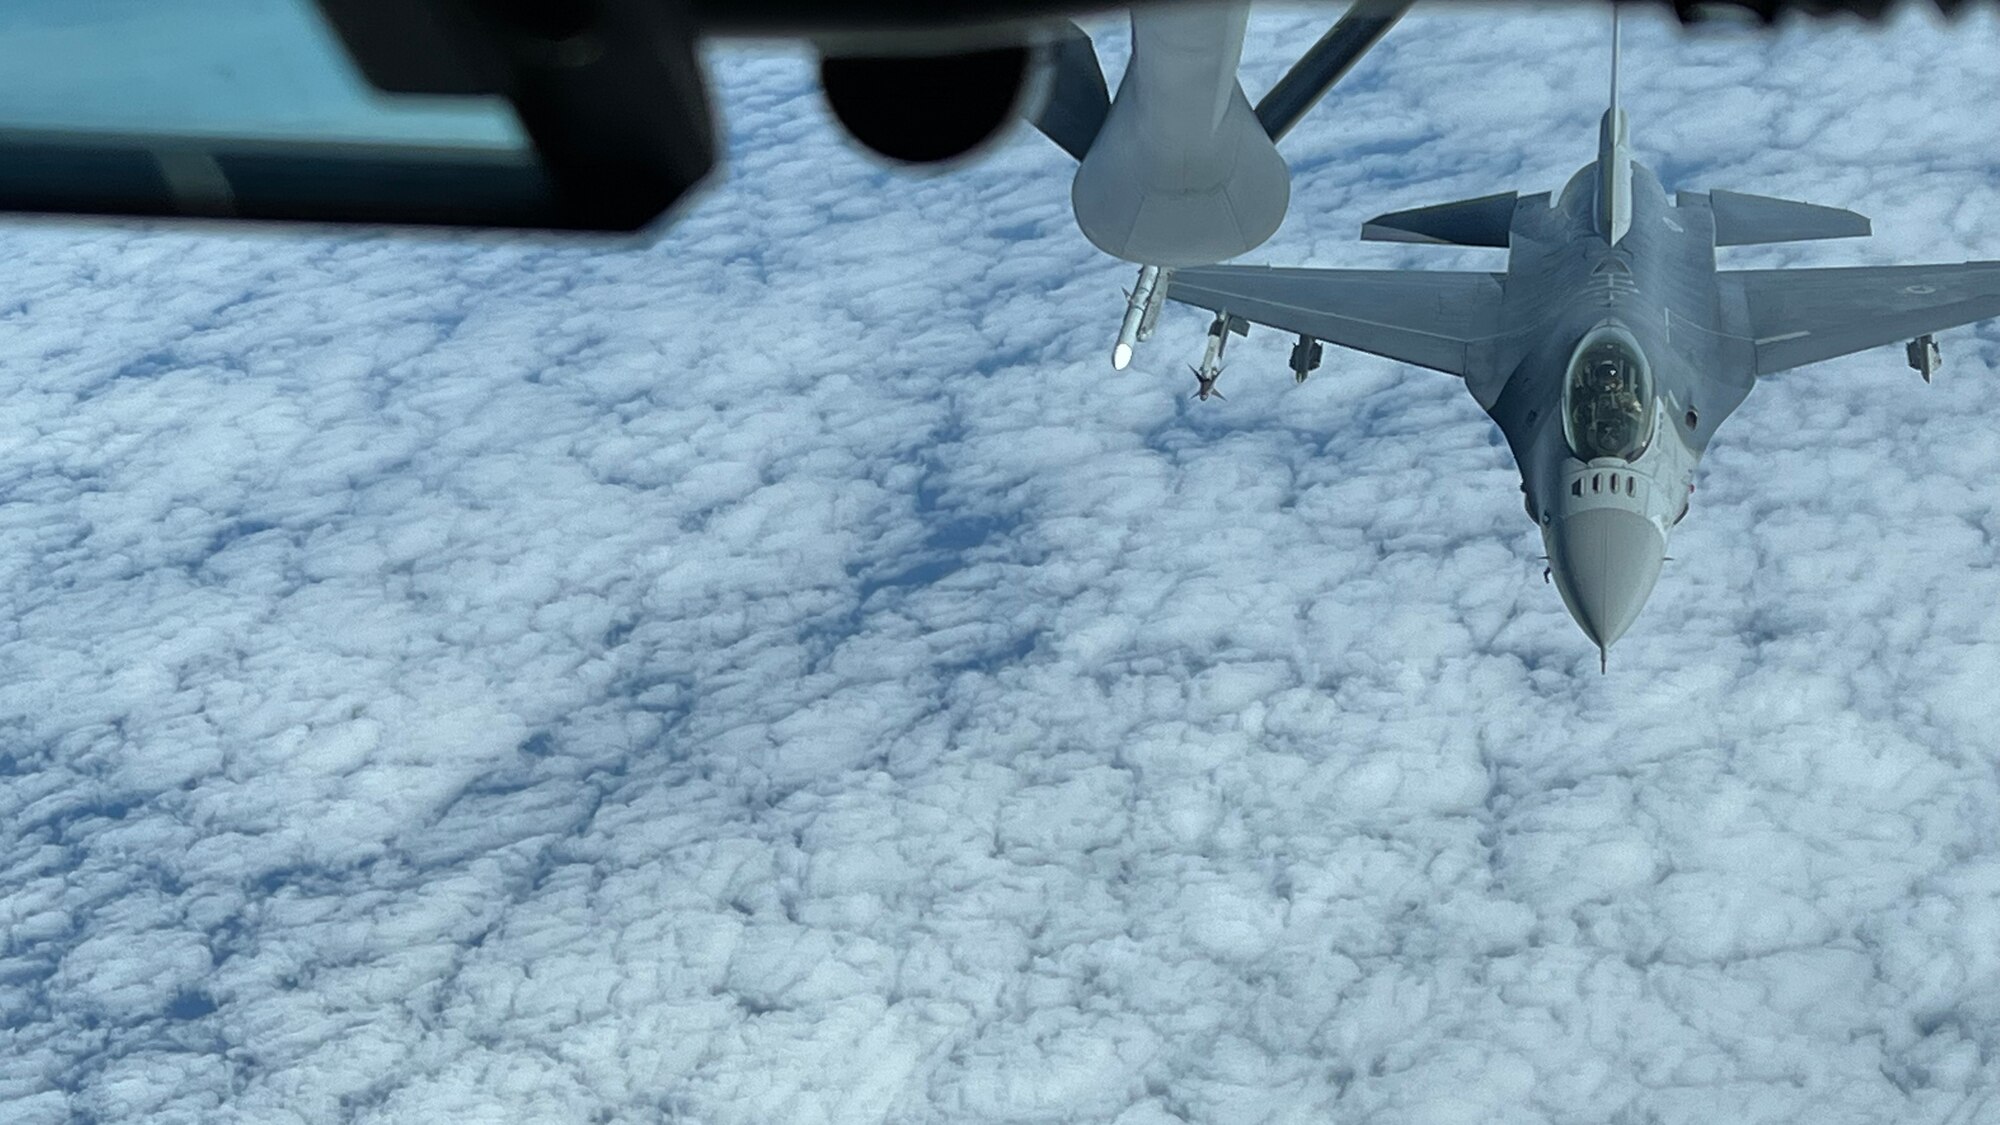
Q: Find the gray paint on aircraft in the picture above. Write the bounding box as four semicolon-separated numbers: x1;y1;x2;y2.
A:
1168;107;2000;664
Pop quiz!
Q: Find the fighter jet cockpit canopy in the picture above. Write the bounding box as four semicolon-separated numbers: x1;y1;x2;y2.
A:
1563;328;1655;462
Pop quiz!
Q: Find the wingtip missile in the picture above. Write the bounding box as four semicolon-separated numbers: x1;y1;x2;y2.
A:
1112;264;1165;369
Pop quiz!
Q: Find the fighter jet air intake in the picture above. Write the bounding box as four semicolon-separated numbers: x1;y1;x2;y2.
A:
1033;5;2000;669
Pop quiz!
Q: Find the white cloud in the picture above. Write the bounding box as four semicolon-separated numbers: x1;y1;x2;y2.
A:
2;7;2000;1125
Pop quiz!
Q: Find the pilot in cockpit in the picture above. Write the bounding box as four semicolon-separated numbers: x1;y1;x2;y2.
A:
1592;358;1636;409
1567;335;1653;462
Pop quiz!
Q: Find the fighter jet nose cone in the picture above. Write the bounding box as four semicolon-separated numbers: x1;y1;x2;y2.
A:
1546;507;1666;651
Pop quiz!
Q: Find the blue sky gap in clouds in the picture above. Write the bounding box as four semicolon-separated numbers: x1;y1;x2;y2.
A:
2;6;2000;1123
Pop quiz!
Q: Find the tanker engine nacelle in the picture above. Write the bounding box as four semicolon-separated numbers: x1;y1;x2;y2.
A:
1070;3;1290;267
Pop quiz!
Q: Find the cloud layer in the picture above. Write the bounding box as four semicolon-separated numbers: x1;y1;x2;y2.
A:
3;7;2000;1124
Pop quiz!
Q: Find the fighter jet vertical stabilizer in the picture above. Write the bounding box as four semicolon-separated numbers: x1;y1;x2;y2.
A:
1595;10;1631;246
1070;2;1290;267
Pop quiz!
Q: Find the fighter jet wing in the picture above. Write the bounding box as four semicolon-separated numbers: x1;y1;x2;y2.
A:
1724;262;2000;376
1166;266;1506;377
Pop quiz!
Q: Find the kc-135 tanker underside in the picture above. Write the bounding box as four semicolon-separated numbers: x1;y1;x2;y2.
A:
1029;4;2000;668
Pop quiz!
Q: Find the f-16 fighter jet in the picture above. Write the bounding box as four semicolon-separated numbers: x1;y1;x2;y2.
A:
1160;18;2000;669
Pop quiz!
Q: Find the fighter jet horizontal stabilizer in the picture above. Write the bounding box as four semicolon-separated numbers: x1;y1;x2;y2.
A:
1361;192;1518;247
1681;189;1871;246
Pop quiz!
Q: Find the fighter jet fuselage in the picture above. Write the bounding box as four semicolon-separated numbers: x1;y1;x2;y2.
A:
1485;156;1742;653
1165;97;2000;663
